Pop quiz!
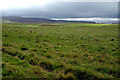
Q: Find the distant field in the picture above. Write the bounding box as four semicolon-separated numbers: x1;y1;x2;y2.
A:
2;23;119;79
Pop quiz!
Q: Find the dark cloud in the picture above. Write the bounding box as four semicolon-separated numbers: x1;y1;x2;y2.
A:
2;2;118;18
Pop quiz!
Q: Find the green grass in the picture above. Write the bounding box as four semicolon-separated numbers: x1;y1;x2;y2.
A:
2;23;119;79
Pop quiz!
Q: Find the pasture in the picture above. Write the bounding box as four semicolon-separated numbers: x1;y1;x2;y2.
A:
2;23;119;79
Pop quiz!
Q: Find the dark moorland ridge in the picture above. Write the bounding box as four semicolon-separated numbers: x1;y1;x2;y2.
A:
2;16;95;23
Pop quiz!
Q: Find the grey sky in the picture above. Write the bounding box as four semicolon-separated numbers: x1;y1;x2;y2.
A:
2;2;118;18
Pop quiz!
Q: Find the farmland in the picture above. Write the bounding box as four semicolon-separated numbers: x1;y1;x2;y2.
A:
2;23;119;79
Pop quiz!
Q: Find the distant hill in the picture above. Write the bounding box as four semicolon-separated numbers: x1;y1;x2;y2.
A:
2;16;95;23
2;16;55;23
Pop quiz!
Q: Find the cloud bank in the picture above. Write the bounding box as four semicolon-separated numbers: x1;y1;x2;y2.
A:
51;17;118;23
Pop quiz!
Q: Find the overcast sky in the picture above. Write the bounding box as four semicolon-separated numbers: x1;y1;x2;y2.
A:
2;1;118;18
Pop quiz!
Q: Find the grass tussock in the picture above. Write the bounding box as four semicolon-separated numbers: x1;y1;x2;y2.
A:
2;23;119;79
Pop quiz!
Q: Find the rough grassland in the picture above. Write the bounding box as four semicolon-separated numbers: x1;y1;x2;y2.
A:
2;23;119;79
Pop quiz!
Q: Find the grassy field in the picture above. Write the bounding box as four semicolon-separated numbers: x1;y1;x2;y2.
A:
2;23;119;79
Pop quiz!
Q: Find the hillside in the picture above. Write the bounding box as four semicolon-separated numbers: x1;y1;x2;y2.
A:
2;16;95;23
2;23;119;79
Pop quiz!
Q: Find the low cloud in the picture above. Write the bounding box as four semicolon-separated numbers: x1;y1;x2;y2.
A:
51;18;118;23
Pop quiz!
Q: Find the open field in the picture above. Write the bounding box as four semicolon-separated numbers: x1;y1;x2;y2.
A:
2;23;119;79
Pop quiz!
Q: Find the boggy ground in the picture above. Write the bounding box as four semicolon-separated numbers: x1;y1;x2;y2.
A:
2;23;119;79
